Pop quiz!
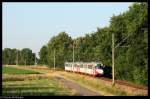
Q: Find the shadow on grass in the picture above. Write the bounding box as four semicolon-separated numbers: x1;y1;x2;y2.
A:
3;84;46;88
2;91;70;96
3;77;48;82
3;86;53;91
2;85;73;96
2;86;73;96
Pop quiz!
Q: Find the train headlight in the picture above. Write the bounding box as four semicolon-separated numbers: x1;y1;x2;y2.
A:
97;69;103;74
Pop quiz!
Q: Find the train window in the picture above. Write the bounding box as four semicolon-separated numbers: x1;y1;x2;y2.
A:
67;64;71;67
88;65;92;69
95;66;99;69
80;64;83;68
95;66;103;69
69;64;71;67
83;65;85;68
97;64;101;67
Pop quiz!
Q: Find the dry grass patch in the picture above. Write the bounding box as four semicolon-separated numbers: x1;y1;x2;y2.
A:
58;71;147;96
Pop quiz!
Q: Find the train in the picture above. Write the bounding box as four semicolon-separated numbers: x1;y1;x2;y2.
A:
64;62;112;77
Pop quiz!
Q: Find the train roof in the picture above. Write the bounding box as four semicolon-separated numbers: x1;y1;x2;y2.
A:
65;62;104;66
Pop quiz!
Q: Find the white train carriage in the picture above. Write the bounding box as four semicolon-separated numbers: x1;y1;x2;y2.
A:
65;62;104;76
73;62;80;72
79;63;86;73
65;62;73;71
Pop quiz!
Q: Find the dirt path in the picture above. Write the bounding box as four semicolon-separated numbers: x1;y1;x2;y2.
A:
55;76;101;96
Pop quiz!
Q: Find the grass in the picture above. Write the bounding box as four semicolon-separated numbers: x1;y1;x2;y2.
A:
2;77;77;96
3;66;147;96
2;66;77;96
61;72;147;96
3;66;41;74
2;74;49;81
59;71;129;96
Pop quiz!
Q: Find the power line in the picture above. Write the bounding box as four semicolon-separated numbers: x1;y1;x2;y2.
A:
115;33;132;48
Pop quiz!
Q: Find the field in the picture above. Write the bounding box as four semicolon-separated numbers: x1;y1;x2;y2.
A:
2;65;147;96
3;66;41;74
2;65;77;96
3;77;76;96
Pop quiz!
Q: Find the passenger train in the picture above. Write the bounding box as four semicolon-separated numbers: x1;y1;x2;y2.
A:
64;62;108;77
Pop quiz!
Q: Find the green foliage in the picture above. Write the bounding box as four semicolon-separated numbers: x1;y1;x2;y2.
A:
2;48;36;65
110;2;148;85
38;45;48;65
46;32;73;68
27;3;149;86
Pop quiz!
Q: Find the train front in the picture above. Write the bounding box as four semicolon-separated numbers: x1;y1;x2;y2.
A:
95;63;105;76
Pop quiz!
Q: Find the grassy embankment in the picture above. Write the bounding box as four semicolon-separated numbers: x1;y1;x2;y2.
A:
58;71;147;96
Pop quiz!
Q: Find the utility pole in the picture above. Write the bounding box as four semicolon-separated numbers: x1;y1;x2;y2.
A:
34;53;36;66
25;59;26;66
54;49;55;69
112;33;115;85
73;41;74;63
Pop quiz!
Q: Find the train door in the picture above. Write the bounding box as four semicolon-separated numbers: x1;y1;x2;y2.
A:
87;64;92;75
92;66;97;76
85;64;88;74
74;64;78;72
80;64;84;73
84;64;86;73
82;63;86;74
72;63;76;72
77;64;80;73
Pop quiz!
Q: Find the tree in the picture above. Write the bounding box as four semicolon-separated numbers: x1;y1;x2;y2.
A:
2;48;11;65
2;48;37;66
46;32;72;68
39;45;48;65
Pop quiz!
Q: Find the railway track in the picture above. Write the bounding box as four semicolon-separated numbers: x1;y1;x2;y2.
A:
20;66;147;91
65;70;147;91
98;76;147;90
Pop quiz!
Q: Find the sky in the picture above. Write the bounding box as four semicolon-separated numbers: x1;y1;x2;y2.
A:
2;2;133;58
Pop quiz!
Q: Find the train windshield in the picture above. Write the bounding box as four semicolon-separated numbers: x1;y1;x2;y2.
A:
95;64;103;69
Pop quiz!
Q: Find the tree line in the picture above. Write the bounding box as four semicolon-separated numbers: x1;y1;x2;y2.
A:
38;3;148;85
2;48;37;65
